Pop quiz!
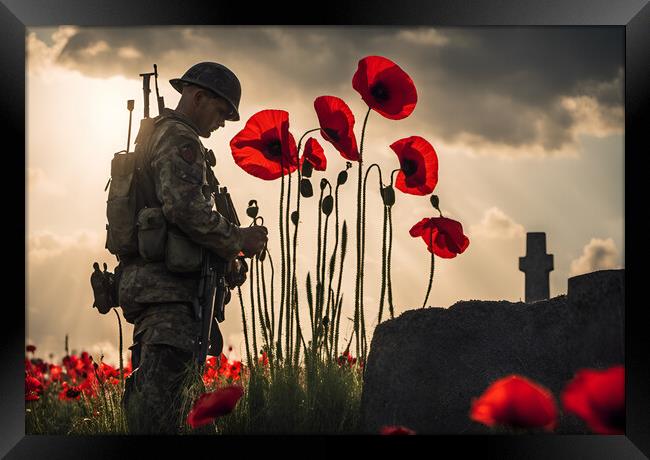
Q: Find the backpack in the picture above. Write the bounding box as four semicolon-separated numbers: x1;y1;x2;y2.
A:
105;117;163;258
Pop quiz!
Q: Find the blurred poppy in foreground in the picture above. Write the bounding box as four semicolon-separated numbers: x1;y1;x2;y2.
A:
187;385;244;428
561;365;624;434
352;55;417;120
230;109;298;180
409;216;469;258
390;136;438;196
470;375;558;431
314;96;359;161
380;425;416;435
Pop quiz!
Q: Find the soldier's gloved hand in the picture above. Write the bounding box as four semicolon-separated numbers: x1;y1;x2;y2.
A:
240;225;268;258
226;257;248;287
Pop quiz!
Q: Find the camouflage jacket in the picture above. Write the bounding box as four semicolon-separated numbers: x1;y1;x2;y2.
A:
118;108;242;327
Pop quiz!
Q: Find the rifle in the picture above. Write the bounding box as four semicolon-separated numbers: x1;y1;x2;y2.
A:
195;153;243;364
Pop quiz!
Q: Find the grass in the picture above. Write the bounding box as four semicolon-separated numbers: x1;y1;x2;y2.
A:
25;354;364;435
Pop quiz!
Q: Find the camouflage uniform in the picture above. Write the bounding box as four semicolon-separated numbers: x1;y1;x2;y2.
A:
120;108;242;434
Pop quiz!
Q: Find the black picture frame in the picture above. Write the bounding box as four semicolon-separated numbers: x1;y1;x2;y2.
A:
5;0;648;457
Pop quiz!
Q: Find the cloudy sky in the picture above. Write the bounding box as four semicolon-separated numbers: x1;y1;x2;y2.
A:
26;26;624;366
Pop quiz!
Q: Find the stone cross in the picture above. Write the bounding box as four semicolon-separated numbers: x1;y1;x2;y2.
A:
519;232;553;303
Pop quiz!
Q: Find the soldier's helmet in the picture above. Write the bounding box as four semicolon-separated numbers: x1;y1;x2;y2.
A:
170;62;241;121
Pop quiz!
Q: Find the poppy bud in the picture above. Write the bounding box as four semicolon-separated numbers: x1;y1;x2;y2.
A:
291;211;299;226
259;247;267;262
300;179;313;197
381;186;395;206
246;200;259;219
322;195;334;216
430;194;440;210
320;178;328;190
346;161;352;170
337;170;348;186
301;160;314;178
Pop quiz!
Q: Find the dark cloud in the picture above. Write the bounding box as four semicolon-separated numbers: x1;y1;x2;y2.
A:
51;26;623;155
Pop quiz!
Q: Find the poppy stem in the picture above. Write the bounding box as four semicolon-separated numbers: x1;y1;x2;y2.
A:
237;286;254;370
334;221;348;359
387;205;395;319
285;162;293;364
278;161;286;363
260;248;274;364
378;204;388;325
326;180;343;358
315;185;324;354
249;254;258;359
354;107;372;360
421;234;436;309
360;163;383;360
255;256;269;356
297;128;321;153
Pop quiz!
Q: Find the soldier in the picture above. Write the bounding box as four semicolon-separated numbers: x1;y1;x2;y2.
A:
119;62;268;434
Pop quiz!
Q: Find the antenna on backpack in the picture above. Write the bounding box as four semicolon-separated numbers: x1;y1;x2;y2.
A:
126;99;135;154
154;64;165;116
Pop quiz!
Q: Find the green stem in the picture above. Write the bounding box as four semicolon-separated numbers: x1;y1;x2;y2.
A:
387;205;395;319
278;160;286;362
249;255;258;358
354;107;372;358
378;204;388;325
422;233;436;309
238;286;253;370
255;256;269;353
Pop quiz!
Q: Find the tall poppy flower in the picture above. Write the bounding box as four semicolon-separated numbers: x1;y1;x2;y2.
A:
314;96;359;161
561;365;624;434
470;375;558;431
300;137;327;171
409;217;469;258
390;136;438;195
352;55;417;120
230;110;298;180
187;385;244;428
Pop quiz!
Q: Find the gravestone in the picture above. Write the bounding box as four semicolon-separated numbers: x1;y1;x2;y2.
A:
519;232;553;302
360;269;624;434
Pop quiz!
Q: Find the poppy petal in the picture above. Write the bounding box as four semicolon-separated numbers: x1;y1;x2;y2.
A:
314;96;359;161
230;110;298;180
561;366;624;434
470;375;558;431
187;385;244;429
352;55;418;120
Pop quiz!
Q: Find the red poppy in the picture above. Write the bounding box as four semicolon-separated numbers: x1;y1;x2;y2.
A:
26;344;36;353
187;385;244;428
409;217;469;258
470;375;558;431
59;382;82;401
352;55;417;120
314;96;359;161
259;352;269;367
300;137;327;171
390;136;438;195
25;375;43;401
561;365;624;434
230;110;298;180
380;425;416;435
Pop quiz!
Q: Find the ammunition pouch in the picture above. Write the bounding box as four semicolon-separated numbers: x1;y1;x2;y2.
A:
137;207;167;262
165;228;203;273
90;262;121;314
